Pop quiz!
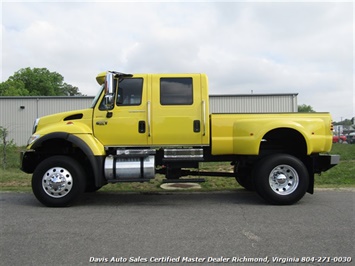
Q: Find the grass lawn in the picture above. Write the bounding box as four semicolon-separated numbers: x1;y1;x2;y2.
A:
0;143;354;192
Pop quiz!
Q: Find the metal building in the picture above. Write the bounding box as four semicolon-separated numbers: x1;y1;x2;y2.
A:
0;96;94;146
0;93;298;146
209;93;298;113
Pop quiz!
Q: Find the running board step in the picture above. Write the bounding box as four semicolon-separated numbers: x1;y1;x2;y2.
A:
162;178;206;184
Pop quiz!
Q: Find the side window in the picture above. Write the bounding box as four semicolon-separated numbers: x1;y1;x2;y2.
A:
160;78;193;105
117;78;143;106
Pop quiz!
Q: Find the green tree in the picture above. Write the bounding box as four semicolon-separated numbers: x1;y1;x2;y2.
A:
0;67;83;96
0;79;29;96
298;104;316;113
62;83;82;96
334;119;353;126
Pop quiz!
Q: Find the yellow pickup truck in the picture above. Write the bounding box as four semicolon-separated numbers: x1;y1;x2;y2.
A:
21;71;339;207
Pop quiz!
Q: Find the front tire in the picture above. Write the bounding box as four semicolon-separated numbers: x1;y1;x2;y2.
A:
32;156;86;207
253;154;309;205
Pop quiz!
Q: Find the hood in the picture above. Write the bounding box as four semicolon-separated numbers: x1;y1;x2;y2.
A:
35;108;94;135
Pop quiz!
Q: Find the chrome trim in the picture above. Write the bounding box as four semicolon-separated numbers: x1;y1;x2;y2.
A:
164;148;203;158
330;154;340;165
32;118;40;134
147;101;151;137
116;149;156;156
27;134;41;146
104;155;155;179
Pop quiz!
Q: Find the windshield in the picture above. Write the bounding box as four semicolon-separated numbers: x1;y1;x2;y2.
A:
90;84;105;108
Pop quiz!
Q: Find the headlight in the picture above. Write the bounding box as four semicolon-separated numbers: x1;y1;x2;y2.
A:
27;134;40;146
32;118;40;134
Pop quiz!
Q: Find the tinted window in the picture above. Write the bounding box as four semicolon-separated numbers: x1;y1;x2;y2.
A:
116;78;143;106
160;78;193;105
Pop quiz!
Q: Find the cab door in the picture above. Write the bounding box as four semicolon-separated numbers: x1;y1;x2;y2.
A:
93;76;149;146
150;74;204;146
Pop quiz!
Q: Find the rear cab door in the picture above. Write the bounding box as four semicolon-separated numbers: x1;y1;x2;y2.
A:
150;74;209;146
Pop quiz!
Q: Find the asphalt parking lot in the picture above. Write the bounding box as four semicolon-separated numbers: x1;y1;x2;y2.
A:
0;189;354;266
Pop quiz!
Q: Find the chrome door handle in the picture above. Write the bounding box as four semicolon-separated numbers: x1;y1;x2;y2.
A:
96;121;108;126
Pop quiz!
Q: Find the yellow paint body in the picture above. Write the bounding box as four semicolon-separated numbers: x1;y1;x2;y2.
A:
27;72;333;157
92;73;210;147
28;108;105;156
211;113;333;155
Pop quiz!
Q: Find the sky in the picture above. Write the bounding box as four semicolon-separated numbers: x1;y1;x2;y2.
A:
1;0;354;122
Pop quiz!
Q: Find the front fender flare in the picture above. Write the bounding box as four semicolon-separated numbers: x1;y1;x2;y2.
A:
29;132;106;187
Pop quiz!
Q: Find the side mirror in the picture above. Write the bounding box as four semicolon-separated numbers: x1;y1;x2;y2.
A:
104;94;114;107
103;72;115;109
104;72;115;95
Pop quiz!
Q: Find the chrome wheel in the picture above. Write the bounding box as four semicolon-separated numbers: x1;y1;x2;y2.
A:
42;167;73;198
33;156;86;207
253;154;309;205
269;164;299;195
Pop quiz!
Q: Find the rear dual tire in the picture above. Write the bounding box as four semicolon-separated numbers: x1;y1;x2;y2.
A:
234;165;254;191
253;154;309;205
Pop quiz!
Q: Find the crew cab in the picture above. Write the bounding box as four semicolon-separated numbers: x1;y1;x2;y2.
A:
21;71;340;207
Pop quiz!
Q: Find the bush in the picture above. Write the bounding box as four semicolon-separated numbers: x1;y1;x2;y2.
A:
0;126;17;170
0;145;20;170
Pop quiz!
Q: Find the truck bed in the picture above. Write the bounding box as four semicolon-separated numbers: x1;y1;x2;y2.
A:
210;113;333;156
